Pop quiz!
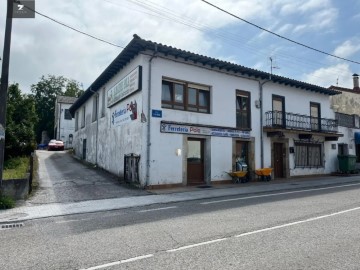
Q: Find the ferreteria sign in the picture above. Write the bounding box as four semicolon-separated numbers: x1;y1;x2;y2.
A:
160;122;250;139
107;66;142;107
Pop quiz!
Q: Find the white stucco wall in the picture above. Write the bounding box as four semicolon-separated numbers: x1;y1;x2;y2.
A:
73;51;351;186
56;103;76;148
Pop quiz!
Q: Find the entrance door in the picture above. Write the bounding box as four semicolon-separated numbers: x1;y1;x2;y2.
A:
273;142;284;178
187;138;205;185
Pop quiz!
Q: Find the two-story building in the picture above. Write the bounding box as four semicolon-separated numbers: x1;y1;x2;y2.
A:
69;34;343;188
54;95;78;149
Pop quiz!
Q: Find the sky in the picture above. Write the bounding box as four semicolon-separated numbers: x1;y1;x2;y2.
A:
1;0;360;93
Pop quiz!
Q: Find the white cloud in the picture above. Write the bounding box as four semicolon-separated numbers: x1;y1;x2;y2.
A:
302;63;353;88
333;40;360;59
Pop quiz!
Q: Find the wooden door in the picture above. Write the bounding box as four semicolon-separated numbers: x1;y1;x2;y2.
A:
187;138;205;185
273;142;284;178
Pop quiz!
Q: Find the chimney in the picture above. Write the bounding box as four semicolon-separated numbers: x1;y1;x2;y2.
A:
353;73;360;91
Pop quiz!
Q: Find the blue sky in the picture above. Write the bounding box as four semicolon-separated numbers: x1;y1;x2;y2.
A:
1;0;360;93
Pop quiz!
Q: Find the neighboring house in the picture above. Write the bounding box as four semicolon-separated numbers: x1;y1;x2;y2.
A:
54;95;78;149
329;74;360;163
69;34;344;188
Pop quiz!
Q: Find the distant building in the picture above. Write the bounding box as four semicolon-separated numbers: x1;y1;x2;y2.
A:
54;96;78;149
329;74;360;162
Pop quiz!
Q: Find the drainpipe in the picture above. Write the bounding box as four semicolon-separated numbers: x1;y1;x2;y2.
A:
146;45;158;187
259;78;272;168
89;88;99;166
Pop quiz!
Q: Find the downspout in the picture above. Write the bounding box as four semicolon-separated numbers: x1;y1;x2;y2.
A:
58;103;62;140
89;88;99;166
259;77;271;169
146;44;158;187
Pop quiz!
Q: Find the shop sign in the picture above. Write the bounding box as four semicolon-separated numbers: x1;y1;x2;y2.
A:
107;66;142;107
160;123;250;139
111;99;138;127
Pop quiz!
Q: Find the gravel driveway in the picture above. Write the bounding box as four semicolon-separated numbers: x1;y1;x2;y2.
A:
27;150;149;205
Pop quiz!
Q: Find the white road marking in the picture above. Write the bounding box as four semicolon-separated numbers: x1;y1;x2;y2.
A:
200;182;360;205
166;238;228;253
235;205;360;237
137;206;177;213
56;218;93;224
80;254;154;270
80;204;360;269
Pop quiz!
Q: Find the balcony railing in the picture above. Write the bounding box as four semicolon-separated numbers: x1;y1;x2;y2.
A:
335;112;360;128
265;111;338;133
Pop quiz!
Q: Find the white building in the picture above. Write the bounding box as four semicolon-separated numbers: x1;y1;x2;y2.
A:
54;96;78;149
69;35;345;188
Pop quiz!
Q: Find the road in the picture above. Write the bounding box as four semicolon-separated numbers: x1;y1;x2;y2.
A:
1;182;360;269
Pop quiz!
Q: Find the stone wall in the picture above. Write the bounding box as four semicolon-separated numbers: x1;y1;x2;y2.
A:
1;173;30;200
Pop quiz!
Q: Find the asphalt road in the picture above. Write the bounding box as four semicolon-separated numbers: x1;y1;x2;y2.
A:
1;183;360;269
27;150;147;205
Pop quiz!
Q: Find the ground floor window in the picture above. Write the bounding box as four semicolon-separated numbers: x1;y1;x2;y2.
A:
294;141;323;168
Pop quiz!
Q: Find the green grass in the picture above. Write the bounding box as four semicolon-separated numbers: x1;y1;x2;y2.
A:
3;156;30;180
0;195;15;209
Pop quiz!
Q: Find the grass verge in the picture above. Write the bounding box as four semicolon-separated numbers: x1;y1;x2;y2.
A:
0;195;15;209
3;156;30;180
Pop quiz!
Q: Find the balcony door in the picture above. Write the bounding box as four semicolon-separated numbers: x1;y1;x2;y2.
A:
310;102;320;131
272;95;285;127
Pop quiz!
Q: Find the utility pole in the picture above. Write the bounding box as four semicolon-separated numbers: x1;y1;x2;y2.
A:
0;0;14;187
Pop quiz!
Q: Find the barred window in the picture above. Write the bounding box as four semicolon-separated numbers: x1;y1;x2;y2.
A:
295;142;323;168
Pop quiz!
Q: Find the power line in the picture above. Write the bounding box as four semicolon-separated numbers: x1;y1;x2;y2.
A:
16;1;124;49
201;0;360;65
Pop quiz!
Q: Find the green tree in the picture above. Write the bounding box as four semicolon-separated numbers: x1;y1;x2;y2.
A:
64;79;84;97
31;75;82;142
5;83;37;159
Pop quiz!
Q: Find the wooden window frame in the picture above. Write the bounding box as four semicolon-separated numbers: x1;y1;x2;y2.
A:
161;79;210;113
272;94;285;127
236;90;251;129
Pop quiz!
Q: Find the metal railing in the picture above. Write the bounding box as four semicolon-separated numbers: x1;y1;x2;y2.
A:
335;112;359;128
265;111;338;133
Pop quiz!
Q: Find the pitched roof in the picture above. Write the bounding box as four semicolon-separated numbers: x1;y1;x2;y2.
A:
329;85;360;94
57;95;78;104
69;34;341;115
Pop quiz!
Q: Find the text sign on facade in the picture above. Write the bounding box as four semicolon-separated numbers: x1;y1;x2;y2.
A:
110;99;138;127
160;123;250;139
152;109;162;118
107;66;142;107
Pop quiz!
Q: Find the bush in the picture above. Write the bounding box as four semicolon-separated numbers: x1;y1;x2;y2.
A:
3;156;30;179
0;195;15;209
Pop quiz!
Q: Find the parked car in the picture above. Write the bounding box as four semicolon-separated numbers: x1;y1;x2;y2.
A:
47;139;64;151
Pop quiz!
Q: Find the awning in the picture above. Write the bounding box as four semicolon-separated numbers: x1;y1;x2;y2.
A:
355;132;360;144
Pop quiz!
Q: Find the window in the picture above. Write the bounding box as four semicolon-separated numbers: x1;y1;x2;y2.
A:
64;109;72;120
310;102;320;131
81;107;85;128
161;79;210;113
101;88;106;118
92;95;98;122
295;142;323;167
272;95;285;126
75;111;79;131
236;90;251;129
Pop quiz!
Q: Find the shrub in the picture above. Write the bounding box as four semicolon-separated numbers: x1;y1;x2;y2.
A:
0;195;15;209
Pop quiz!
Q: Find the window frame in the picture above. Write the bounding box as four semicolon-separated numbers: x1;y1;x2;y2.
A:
294;141;323;168
64;109;72;120
161;78;210;113
236;90;251;129
75;111;79;131
310;102;321;131
101;88;106;118
272;94;285;127
81;107;85;128
92;95;99;122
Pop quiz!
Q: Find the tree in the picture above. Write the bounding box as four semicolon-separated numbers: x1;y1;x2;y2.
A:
5;83;37;159
64;79;84;97
31;75;82;142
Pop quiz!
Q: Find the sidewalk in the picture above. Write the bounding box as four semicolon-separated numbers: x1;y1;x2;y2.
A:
1;175;360;224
